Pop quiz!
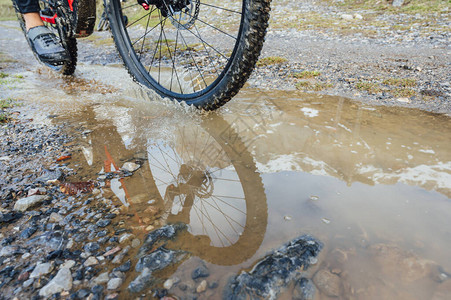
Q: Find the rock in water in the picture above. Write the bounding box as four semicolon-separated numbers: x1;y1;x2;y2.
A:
14;195;48;212
196;280;207;293
224;235;322;299
39;268;72;297
137;223;186;257
128;268;153;293
135;247;183;272
121;162;141;172
293;278;316;300
312;269;343;297
192;265;210;280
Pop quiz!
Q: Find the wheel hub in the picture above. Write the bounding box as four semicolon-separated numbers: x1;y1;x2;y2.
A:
138;0;199;28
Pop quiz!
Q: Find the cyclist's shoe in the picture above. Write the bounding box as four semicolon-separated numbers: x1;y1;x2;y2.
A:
27;26;70;66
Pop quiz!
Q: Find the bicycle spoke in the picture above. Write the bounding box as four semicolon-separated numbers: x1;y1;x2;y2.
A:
126;7;156;29
170;16;229;60
159;13;184;93
176;30;208;90
198;2;242;15
121;3;140;10
139;10;153;59
183;10;237;40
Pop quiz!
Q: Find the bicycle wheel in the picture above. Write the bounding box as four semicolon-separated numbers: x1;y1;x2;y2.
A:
13;0;77;75
105;0;270;110
145;115;268;265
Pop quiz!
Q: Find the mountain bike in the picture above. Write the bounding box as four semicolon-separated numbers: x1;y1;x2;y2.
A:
13;0;271;110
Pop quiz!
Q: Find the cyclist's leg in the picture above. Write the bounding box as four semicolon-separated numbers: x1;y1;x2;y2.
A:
14;0;70;64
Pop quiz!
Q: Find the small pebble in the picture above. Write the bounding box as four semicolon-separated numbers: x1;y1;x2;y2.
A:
196;280;207;293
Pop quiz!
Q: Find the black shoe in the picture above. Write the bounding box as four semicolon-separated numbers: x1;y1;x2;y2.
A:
27;26;70;66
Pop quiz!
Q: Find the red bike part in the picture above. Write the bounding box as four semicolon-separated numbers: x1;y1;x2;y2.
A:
40;13;57;24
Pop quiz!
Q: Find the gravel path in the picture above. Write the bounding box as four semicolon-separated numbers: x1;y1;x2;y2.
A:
249;0;450;114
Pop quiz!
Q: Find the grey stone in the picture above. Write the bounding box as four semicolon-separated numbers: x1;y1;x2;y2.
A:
192;265;210;280
23;278;34;288
96;219;111;228
312;269;343;297
30;262;54;278
39;267;72;297
94;272;110;285
0;246;18;257
14;195;48;212
128;268;153;293
224;235;322;300
107;278;123;290
135;248;181;273
112;246;130;264
137;224;186;257
293;278;316;300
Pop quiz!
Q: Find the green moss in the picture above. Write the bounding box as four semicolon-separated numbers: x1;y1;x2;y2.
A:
356;81;383;94
0;73;23;87
393;88;416;98
382;78;417;87
0;98;16;123
292;70;322;79
257;56;288;67
296;81;333;91
0;98;14;109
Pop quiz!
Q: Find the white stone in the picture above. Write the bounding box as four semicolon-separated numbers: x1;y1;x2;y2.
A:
14;195;48;212
66;239;74;249
163;279;173;290
121;162;141;172
94;272;110;285
397;97;410;103
23;279;34;288
107;278;123;290
22;253;31;259
61;260;76;269
196;280;207;293
84;256;99;267
354;13;363;19
340;14;354;20
119;233;134;244
39;268;72;297
49;212;63;223
30;262;54;278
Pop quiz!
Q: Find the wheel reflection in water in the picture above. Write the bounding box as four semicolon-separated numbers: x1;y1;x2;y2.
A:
147;126;246;248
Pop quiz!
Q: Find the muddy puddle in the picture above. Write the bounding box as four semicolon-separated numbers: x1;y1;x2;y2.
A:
2;45;451;298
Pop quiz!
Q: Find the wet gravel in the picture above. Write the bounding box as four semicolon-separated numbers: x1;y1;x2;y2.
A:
249;0;451;114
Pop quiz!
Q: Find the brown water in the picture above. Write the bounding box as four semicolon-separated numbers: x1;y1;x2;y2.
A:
3;56;451;299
